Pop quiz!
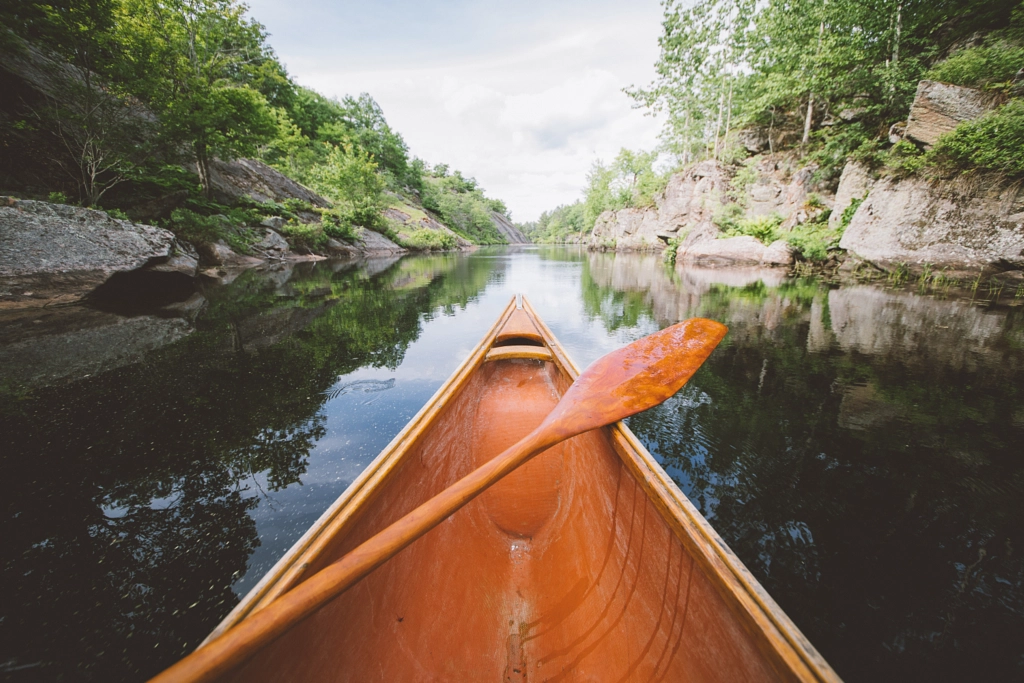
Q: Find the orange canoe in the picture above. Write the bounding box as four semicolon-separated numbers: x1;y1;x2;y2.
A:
183;296;841;682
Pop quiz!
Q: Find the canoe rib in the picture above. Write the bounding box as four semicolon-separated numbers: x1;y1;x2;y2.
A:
201;296;841;683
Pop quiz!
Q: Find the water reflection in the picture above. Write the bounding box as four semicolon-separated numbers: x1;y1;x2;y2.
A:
0;253;502;681
582;251;1024;681
1;247;1022;682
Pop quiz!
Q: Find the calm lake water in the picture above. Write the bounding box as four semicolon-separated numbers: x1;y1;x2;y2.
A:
2;246;1023;682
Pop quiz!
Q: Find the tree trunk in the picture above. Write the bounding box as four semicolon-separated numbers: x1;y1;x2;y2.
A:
196;143;211;197
802;93;814;147
713;90;725;160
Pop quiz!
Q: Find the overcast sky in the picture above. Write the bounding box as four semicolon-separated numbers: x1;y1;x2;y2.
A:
243;0;666;221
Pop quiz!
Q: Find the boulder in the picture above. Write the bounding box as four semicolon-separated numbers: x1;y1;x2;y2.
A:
904;80;997;148
260;216;286;230
355;227;406;254
678;235;794;267
839;173;1024;273
0;198;175;277
738;127;770;153
254;228;290;255
206;158;330;208
829;161;875;229
195;240;264;267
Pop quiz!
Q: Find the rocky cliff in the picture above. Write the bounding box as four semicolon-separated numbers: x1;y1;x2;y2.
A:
588;157;816;267
839;173;1024;276
490;211;530;244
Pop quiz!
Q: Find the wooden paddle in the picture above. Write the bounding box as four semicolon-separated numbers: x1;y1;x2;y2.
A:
150;316;728;683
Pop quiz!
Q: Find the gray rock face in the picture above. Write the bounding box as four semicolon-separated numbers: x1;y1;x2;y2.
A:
589;161;730;252
738;127;770;153
678;236;795;267
829;161;875;230
0;198;175;277
207;158;330;208
490;211;530;244
254;228;290;255
746;158;822;222
904;80;997;148
839;174;1024;273
355;227;406;254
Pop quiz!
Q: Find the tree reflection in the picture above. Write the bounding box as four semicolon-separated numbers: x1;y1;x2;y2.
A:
583;252;1024;681
0;252;498;681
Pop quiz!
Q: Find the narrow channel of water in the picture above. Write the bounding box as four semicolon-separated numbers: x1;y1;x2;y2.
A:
1;246;1022;681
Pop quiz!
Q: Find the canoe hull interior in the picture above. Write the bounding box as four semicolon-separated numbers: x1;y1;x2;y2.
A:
206;298;839;683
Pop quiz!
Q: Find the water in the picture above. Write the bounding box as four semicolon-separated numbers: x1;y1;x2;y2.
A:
1;247;1022;682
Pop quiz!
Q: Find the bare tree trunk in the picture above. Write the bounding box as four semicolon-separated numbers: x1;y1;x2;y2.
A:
802;93;814;147
723;79;734;157
713;89;725;160
893;1;902;65
196;143;211;197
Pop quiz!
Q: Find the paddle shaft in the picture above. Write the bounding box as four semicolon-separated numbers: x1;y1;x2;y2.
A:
150;425;561;683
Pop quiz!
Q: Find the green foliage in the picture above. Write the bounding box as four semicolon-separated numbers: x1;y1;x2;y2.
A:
839;196;865;231
116;0;279;194
520;202;587;243
714;203;784;244
277;219;328;251
883;140;929;177
47;191;69;204
663;230;691;264
579;148;670;233
421;168;506;244
927;44;1024;89
786;220;840;262
105;208;130;221
630;0;1016;164
729;160;760;202
398;228;459;251
932;99;1024;177
4;0;504;242
164;208;258;253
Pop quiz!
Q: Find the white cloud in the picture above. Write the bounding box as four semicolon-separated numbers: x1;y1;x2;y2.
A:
246;1;666;221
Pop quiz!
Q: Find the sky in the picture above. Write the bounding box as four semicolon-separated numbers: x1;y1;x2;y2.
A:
243;0;667;222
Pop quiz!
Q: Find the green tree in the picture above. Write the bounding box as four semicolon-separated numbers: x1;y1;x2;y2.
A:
116;0;277;195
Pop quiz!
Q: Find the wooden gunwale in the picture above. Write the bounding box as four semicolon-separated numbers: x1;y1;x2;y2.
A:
202;295;840;683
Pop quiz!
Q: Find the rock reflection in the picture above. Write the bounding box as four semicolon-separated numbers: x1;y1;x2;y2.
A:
0;252;500;681
581;251;1024;681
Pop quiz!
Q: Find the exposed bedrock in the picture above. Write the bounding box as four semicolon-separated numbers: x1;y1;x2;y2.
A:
839;174;1024;276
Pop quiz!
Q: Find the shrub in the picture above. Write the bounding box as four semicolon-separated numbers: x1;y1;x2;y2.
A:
786;221;840;262
105;208;130;221
839;197;864;232
883;140;928;178
47;191;69;204
715;205;783;245
932;99;1024;177
164;208;259;253
400;228;458;251
927;45;1024;89
320;209;358;243
277;219;328;251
